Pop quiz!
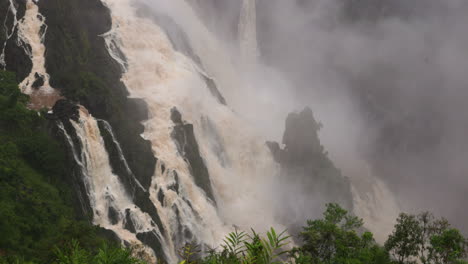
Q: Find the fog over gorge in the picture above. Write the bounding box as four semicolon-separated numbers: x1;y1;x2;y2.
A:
190;0;466;219
185;0;468;235
255;0;468;231
2;0;468;262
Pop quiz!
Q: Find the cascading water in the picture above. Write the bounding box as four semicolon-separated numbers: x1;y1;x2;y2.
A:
17;0;52;94
59;107;174;262
3;0;401;261
352;177;400;243
238;0;259;62
2;0;59;108
99;119;146;192
100;0;285;254
0;0;18;67
97;0;401;258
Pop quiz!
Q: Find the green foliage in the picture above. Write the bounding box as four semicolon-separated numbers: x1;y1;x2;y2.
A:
430;229;467;264
297;203;390;264
181;228;290;264
52;240;146;264
0;71;466;264
385;213;421;264
1;241;148;264
187;205;393;264
385;212;468;264
0;71;108;262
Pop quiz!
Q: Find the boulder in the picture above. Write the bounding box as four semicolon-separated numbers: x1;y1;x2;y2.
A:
52;99;80;121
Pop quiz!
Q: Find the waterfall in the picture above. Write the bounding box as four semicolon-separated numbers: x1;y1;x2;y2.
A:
1;0;403;260
59;107;175;263
0;0;19;68
1;0;59;109
98;119;146;192
95;0;400;258
238;0;259;62
352;177;400;244
99;0;285;251
17;0;52;94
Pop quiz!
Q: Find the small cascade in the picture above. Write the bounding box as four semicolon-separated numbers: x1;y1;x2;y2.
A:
238;0;259;63
58;107;175;263
101;29;128;72
98;119;146;192
17;0;52;95
56;120;92;216
2;0;60;109
0;0;19;68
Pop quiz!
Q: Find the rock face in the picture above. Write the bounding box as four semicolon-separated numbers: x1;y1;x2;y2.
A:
171;108;216;202
52;99;80;121
202;75;227;105
0;0;32;83
136;232;165;261
38;0;157;193
267;107;353;213
279;107;323;165
31;73;45;89
49;99;94;220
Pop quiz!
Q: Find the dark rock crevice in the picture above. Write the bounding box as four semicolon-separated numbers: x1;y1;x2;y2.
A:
0;0;31;82
170;107;216;203
136;232;165;261
48;99;93;221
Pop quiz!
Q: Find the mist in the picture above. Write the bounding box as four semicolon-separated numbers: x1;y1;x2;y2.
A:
183;0;468;232
130;0;468;241
254;0;468;231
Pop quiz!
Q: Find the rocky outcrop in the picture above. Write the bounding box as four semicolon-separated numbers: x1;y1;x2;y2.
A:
31;73;45;89
123;209;137;234
202;75;227;105
171;108;216;202
52;99;80;121
136;232;165;261
267;107;353;211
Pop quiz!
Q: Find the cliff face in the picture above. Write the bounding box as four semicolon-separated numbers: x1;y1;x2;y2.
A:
0;0;153;243
0;0;218;259
1;0;158;221
0;0;31;82
37;0;157;192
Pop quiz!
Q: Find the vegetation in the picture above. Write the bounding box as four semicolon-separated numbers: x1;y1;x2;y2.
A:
0;240;146;264
184;205;467;264
0;71;111;262
1;71;467;264
385;212;468;264
2;199;467;263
